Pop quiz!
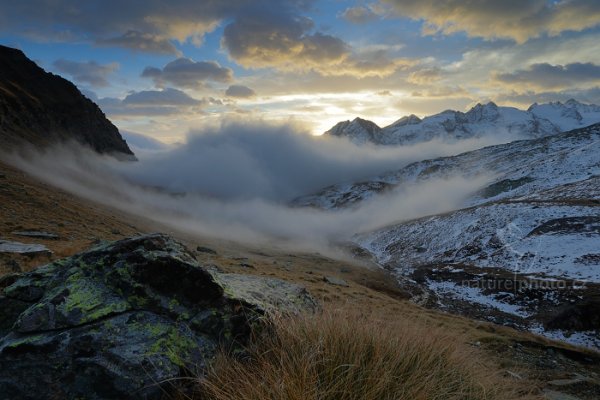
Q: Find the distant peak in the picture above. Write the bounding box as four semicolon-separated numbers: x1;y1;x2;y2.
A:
389;114;422;127
351;117;381;129
480;101;498;109
466;101;500;121
469;101;498;112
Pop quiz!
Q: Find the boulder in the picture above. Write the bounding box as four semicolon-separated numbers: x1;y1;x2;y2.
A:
0;234;317;399
0;240;51;256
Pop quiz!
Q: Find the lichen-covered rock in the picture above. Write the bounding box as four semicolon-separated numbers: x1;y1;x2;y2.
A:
0;234;317;400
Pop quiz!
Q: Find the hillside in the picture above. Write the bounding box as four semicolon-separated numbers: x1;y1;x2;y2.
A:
298;123;600;349
1;160;600;399
0;45;133;156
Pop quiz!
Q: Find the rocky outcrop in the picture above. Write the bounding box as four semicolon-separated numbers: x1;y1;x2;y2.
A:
0;234;316;399
0;45;134;157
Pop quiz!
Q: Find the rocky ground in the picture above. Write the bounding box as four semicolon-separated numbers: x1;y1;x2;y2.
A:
1;159;600;399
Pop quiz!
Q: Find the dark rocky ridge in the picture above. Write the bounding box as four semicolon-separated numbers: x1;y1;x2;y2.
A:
0;45;133;157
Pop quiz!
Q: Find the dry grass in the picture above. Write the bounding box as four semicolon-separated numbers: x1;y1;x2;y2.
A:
194;308;531;400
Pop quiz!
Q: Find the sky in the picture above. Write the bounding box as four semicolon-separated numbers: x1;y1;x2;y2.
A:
1;0;600;143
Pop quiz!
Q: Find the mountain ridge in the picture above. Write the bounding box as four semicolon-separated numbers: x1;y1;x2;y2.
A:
325;100;600;146
0;45;133;157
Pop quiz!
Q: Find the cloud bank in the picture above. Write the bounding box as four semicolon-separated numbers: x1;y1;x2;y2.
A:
142;58;233;88
494;62;600;90
3;120;502;255
383;0;600;42
53;59;119;88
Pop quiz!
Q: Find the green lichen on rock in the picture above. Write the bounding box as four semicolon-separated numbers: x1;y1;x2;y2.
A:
0;233;317;400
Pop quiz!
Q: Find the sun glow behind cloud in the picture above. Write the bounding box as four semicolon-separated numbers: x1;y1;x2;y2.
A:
244;92;408;135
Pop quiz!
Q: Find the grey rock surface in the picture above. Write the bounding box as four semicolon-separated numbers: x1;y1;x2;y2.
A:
0;233;317;400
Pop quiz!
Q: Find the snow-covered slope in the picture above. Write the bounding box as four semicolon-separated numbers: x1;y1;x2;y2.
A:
325;117;382;145
325;100;600;146
301;123;600;348
296;123;600;209
529;99;600;132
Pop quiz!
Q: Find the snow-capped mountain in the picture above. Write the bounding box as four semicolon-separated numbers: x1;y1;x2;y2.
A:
295;121;600;210
528;99;600;131
325;117;382;145
326;100;600;146
301;123;600;348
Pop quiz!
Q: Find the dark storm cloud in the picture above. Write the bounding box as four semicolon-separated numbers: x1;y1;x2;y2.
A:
141;58;233;88
53;59;118;87
383;0;600;42
494;63;600;89
225;85;257;98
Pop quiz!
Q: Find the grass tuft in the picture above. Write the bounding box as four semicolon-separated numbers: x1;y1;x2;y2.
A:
193;308;532;400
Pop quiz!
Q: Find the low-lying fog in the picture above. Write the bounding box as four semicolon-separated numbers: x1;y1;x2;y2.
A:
4;119;506;256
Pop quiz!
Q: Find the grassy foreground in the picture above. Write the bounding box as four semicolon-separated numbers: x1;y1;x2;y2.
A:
191;308;533;400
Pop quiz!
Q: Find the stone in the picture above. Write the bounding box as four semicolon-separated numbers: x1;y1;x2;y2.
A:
196;246;217;255
0;240;51;255
11;231;60;240
323;276;350;287
0;234;317;400
543;390;583;400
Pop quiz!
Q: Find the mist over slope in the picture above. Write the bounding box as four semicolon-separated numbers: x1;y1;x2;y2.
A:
116;120;503;202
2;119;496;254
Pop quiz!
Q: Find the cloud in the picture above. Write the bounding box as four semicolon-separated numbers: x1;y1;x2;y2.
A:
98;90;216;118
0;1;225;49
494;87;600;108
222;13;348;70
122;88;201;106
3;120;496;253
97;30;181;55
383;0;600;42
121;130;169;150
340;6;379;24
113;119;509;202
98;91;226;121
221;12;412;77
411;86;468;98
0;1;313;53
226;85;256;98
407;67;442;84
2;1;410;78
494;62;600;89
142;58;233;88
52;59;118;87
